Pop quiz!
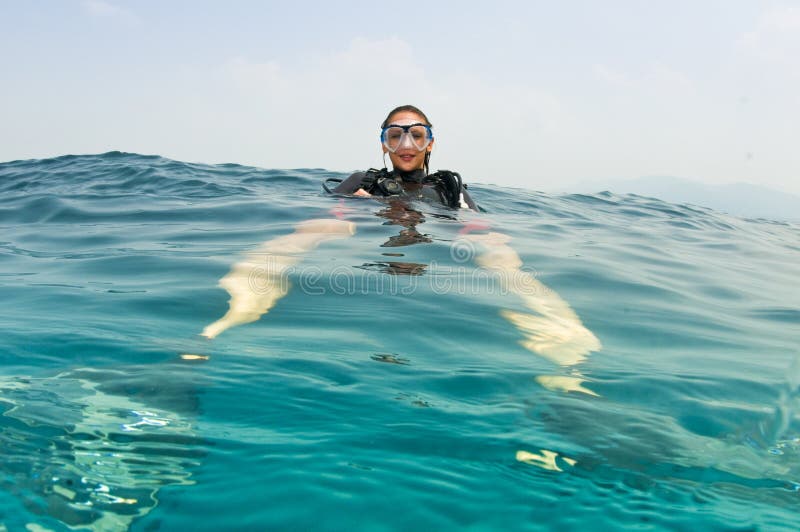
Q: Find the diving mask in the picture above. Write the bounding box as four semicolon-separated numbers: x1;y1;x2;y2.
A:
380;123;433;153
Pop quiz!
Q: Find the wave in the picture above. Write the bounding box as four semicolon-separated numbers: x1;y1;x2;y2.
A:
1;152;799;529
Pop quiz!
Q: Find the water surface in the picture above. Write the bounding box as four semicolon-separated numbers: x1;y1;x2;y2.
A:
1;152;798;530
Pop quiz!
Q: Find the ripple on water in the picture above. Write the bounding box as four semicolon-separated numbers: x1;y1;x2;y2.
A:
1;153;799;529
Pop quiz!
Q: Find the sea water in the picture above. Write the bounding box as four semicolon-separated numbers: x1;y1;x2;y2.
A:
0;152;798;530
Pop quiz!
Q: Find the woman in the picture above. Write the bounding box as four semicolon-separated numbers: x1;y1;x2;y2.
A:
202;106;602;396
331;105;478;211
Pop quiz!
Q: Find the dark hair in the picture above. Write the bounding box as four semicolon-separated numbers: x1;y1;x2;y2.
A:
381;105;432;128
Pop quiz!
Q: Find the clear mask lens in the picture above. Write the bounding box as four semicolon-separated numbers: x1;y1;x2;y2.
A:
381;124;432;153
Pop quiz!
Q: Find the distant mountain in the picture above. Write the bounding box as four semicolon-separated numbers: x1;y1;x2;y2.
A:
563;176;800;221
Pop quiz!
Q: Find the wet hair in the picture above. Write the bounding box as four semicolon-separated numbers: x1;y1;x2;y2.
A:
381;105;432;128
381;105;433;174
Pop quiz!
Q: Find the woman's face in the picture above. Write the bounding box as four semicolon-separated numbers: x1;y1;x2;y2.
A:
382;110;433;173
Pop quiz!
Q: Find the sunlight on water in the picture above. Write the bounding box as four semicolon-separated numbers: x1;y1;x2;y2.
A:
0;367;202;530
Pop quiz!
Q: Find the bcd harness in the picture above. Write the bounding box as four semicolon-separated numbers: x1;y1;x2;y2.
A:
323;168;467;209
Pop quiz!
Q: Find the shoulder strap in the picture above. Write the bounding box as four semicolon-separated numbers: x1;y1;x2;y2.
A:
322;177;343;194
360;168;391;194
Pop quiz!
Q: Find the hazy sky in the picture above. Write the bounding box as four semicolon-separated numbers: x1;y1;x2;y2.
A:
1;1;798;193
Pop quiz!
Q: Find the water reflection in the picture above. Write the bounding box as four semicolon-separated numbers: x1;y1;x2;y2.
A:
516;449;577;472
0;364;204;530
377;201;433;248
535;375;599;397
356;261;427;276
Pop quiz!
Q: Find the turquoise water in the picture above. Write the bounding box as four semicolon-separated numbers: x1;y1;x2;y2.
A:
1;152;798;530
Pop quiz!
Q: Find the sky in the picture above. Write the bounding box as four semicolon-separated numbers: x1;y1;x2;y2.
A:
1;1;798;194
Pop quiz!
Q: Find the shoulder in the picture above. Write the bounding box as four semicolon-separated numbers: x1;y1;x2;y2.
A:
332;171;370;194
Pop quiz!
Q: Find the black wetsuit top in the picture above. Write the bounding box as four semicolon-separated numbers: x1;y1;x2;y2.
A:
333;168;478;211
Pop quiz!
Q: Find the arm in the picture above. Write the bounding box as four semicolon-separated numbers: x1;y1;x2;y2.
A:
201;218;355;339
333;171;372;197
464;231;601;366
